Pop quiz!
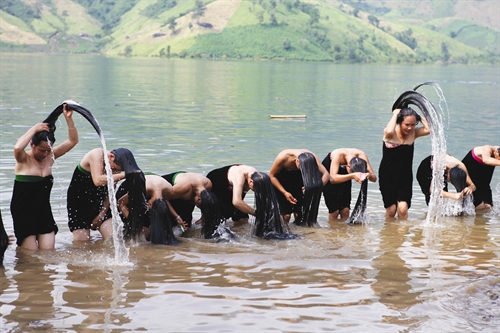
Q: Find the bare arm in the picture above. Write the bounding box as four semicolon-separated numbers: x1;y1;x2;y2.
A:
13;123;50;163
480;146;500;167
269;154;297;204
315;155;330;186
383;109;400;141
53;105;79;159
230;172;254;216
415;115;430;139
167;182;191;200
88;150;125;187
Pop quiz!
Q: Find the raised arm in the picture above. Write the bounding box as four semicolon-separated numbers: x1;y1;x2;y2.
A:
13;123;50;163
383;109;400;141
53;104;79;159
415;114;430;139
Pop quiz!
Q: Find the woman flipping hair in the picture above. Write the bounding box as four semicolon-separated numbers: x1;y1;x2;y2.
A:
269;149;330;227
379;107;430;220
251;172;297;239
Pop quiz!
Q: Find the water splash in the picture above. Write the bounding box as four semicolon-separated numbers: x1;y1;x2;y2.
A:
394;83;449;224
101;137;130;265
44;101;130;265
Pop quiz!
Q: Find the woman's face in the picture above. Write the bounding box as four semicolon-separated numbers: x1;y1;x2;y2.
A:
400;115;417;135
31;141;52;161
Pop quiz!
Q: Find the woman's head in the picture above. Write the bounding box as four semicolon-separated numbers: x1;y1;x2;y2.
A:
297;152;322;191
199;190;225;239
251;172;296;239
349;157;367;174
31;130;56;146
111;148;141;175
397;107;421;125
449;166;467;193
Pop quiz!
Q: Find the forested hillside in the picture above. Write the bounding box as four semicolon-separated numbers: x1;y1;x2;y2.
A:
1;0;498;64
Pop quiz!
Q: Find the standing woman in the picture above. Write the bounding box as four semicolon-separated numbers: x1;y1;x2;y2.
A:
11;104;78;250
379;108;429;219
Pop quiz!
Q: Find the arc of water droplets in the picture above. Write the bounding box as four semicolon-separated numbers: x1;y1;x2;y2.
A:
423;84;450;225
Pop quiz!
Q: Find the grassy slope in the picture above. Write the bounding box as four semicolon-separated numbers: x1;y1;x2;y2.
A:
1;0;497;62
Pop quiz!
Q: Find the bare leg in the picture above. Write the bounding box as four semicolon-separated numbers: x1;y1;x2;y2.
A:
397;201;409;220
340;207;350;220
385;204;397;219
328;210;340;220
20;235;38;250
72;229;91;241
282;214;291;223
99;219;114;240
37;232;56;250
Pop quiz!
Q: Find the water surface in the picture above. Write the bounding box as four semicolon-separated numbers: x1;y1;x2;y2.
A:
0;54;499;332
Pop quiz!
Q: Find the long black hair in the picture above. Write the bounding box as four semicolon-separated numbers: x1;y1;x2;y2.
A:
43;100;102;137
346;157;368;224
0;210;8;266
149;199;178;245
295;152;323;227
449;166;467;193
113;148;148;240
199;190;226;239
252;172;298;239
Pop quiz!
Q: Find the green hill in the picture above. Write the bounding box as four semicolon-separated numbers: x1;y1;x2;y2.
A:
0;0;498;64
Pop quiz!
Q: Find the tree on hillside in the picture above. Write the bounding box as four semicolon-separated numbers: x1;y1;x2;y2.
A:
256;11;264;24
309;8;320;25
193;0;205;19
368;15;379;28
283;38;291;51
166;17;177;34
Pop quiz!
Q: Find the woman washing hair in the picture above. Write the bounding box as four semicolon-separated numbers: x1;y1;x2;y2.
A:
379;107;430;220
322;148;376;222
66;148;143;241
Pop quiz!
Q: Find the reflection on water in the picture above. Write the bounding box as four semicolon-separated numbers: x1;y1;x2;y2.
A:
0;54;499;331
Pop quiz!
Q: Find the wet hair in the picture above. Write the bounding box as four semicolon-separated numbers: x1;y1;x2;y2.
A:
199;190;226;239
112;148;148;240
449;166;466;193
346;157;368;224
295;152;323;227
396;107;422;125
111;148;141;175
149;199;178;245
0;209;8;266
31;130;56;146
497;148;500;156
251;172;298;239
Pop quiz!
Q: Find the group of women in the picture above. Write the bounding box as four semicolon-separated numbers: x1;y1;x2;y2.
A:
2;93;500;258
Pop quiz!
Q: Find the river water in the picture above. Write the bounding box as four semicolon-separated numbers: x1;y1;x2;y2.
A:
0;53;499;332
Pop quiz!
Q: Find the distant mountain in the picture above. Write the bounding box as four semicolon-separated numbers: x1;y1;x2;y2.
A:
1;0;498;64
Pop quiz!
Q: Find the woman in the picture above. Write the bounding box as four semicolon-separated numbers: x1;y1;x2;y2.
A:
322;148;377;221
269;149;329;226
11;104;78;250
417;154;476;205
379;107;430;219
461;145;500;210
66;148;142;241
